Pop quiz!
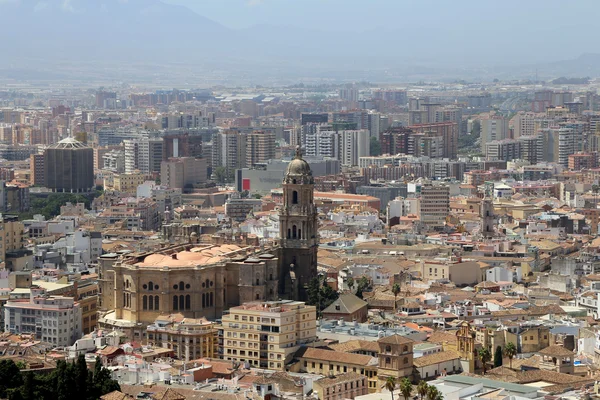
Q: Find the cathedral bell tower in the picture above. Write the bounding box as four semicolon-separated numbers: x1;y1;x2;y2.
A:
278;146;318;301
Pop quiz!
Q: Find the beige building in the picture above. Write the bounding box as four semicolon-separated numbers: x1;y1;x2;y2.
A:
377;335;414;385
419;182;449;228
0;215;25;265
222;300;317;370
314;372;368;400
246;131;276;167
161;157;208;190
109;172;147;193
420;258;481;286
296;347;379;392
147;313;218;362
97;243;280;341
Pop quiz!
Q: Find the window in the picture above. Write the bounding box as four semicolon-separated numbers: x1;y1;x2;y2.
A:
404;357;409;364
148;281;153;291
179;281;184;291
292;191;298;204
155;296;159;310
173;296;178;311
185;295;191;310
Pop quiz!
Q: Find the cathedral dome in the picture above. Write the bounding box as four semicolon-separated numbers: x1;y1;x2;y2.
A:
284;146;314;183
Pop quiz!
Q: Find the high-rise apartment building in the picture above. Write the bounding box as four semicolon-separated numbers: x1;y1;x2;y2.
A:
409;122;459;159
339;88;359;102
510;112;538;138
419;182;450;228
558;128;576;168
568;153;598;171
518;135;543;165
211;130;247;174
338;130;370;166
124;137;163;174
44;137;94;193
30;154;44;186
485;139;521;161
480;116;509;153
246;131;276;167
221;300;317;370
162;133;203;160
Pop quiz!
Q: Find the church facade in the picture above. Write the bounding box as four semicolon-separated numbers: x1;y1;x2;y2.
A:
97;148;318;336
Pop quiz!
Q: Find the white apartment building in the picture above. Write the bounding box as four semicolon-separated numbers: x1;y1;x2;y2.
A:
222;300;317;370
480;116;508;153
4;288;82;346
124;138;163;174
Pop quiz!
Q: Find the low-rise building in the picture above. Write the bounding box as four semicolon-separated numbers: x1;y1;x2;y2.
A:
314;372;369;400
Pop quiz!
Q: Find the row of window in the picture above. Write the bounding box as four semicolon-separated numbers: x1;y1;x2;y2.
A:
142;295;160;311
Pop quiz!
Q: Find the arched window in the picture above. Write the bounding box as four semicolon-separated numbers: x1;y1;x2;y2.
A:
179;295;184;310
292;191;298;204
123;293;126;307
292;225;297;238
148;281;153;291
143;295;147;310
202;293;206;308
185;295;191;310
173;296;178;311
287;229;291;239
205;279;210;288
256;293;260;300
148;295;153;310
210;292;214;306
179;281;184;291
298;229;302;239
385;357;391;365
292;179;297;184
385;345;391;353
404;357;409;364
270;288;274;295
403;345;408;352
155;296;160;311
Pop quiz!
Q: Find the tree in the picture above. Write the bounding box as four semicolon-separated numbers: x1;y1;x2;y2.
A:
493;346;503;368
400;378;412;400
75;354;89;399
355;276;370;299
504;342;517;369
0;360;23;398
392;283;401;311
213;166;233;184
347;277;354;292
417;380;428;400
306;276;339;316
370;136;382;156
427;385;441;400
478;348;492;375
384;376;396;400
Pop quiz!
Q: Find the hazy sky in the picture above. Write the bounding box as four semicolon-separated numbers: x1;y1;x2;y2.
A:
163;0;598;33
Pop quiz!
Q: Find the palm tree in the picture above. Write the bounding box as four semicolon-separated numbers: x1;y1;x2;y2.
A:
427;385;440;400
478;348;492;375
400;378;412;400
392;283;401;310
417;380;428;400
504;342;517;369
385;376;397;400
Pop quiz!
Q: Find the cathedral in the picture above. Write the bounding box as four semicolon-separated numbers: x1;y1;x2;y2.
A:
97;147;318;336
276;146;319;301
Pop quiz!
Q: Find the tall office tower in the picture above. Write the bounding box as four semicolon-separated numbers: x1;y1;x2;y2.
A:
509;112;538;138
278;148;318;301
30;154;45;186
410;122;459;159
368;112;390;138
246;130;276;167
162;133;203;160
301;113;328;125
558;128;576;168
124;137;163;174
339;87;359;102
480;116;509;153
407;134;444;159
338;130;370;166
485;139;521;161
419;181;450;228
552;91;574;107
44;137;94;193
161;157;208;189
518;135;543;164
211;130;247;173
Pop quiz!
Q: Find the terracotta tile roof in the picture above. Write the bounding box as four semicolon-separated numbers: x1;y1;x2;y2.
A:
315;372;365;387
323;293;367;315
328;340;380;354
427;331;458;344
151;388;186;400
414;350;461;367
100;391;134;400
538;345;575;357
296;347;377;366
378;334;414;345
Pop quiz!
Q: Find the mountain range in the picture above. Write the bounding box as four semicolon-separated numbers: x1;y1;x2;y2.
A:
2;0;600;84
